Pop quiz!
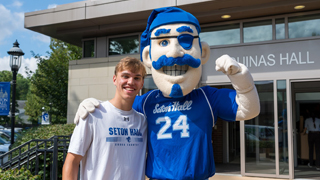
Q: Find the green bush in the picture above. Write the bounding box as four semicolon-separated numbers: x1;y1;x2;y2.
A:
12;124;75;149
0;167;41;180
9;124;76;180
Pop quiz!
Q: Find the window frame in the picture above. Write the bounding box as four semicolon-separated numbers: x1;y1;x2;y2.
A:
82;38;96;58
107;32;141;57
200;10;320;48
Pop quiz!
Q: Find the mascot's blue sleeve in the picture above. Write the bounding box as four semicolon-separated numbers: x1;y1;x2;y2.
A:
201;86;238;122
133;91;153;114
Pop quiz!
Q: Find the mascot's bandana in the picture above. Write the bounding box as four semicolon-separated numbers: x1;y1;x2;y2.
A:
140;7;201;62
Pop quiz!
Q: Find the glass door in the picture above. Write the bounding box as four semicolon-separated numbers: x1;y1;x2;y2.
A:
291;80;320;179
211;84;241;174
243;80;289;178
277;80;289;176
244;81;276;174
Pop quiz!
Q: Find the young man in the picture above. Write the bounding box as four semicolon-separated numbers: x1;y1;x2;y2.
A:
62;57;147;180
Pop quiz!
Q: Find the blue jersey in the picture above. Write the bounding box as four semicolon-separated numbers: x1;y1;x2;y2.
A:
133;86;238;180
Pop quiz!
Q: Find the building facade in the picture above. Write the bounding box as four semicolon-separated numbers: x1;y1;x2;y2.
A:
25;0;320;179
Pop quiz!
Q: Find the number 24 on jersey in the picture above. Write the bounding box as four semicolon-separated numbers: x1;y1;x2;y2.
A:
156;115;190;139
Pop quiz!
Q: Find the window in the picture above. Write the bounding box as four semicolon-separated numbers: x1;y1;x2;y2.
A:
243;20;272;43
288;14;320;39
108;35;139;55
81;13;320;58
83;40;95;58
142;76;157;94
276;18;285;40
200;24;240;46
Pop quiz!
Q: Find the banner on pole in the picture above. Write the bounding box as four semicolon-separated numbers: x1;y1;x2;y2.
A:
42;112;50;125
0;82;11;116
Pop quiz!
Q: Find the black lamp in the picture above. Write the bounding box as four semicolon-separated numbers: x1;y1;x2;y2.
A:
7;40;24;144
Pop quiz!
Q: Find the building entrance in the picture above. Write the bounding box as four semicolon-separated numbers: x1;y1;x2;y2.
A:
211;85;240;174
291;80;320;179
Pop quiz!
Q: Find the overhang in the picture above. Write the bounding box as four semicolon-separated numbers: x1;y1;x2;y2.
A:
25;0;320;47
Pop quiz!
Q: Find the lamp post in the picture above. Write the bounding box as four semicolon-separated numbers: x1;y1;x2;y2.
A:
49;102;52;123
7;40;24;144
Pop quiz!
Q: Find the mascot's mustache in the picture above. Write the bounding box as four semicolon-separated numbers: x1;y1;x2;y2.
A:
152;54;201;70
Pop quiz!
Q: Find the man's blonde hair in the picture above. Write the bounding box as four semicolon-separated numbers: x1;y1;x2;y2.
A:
114;57;146;78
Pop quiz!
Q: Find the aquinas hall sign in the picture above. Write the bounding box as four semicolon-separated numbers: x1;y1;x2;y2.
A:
204;38;320;75
233;51;313;68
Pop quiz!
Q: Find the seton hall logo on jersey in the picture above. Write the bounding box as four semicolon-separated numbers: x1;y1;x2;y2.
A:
126;137;131;143
153;101;193;114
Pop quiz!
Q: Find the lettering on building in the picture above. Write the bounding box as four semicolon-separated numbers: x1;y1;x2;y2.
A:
232;51;314;67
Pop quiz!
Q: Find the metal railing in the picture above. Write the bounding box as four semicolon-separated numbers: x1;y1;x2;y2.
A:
0;135;71;180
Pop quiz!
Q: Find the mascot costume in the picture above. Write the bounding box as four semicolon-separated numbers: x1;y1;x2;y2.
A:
74;7;260;180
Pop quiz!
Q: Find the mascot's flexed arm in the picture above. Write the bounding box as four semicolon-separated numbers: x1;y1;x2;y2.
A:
73;7;259;179
215;55;260;120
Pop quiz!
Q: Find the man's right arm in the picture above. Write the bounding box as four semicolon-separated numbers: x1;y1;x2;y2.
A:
62;153;83;180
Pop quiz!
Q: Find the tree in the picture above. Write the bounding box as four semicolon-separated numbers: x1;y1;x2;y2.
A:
0;70;12;82
0;71;29;100
25;38;82;124
16;74;30;100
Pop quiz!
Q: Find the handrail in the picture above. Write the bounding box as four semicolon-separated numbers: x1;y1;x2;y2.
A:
0;134;72;180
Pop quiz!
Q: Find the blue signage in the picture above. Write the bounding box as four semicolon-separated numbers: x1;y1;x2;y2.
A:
42;112;50;125
0;82;11;116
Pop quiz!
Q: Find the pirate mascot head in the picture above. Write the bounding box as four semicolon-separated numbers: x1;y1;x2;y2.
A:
140;7;210;97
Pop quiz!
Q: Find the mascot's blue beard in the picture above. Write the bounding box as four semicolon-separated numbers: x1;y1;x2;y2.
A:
170;84;183;98
152;54;201;98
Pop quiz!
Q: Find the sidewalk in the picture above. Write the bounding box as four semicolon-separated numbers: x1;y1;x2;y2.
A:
209;174;289;180
145;174;289;180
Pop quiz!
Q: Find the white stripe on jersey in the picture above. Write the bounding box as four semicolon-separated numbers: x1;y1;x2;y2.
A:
199;88;215;126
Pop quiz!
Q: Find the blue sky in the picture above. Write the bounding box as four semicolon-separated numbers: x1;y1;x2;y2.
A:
0;0;81;77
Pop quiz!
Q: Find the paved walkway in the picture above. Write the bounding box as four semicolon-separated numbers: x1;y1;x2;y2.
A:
146;174;320;179
209;174;289;180
146;174;289;180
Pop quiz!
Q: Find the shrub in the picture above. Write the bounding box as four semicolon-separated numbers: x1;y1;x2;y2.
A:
0;167;41;180
12;124;75;149
9;124;76;179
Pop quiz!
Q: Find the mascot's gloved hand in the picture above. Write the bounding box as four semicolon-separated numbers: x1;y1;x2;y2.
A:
216;55;253;94
74;98;101;124
216;54;260;120
216;54;241;75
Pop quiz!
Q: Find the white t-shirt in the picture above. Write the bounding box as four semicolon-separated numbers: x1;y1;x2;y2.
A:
305;117;320;132
68;101;147;180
